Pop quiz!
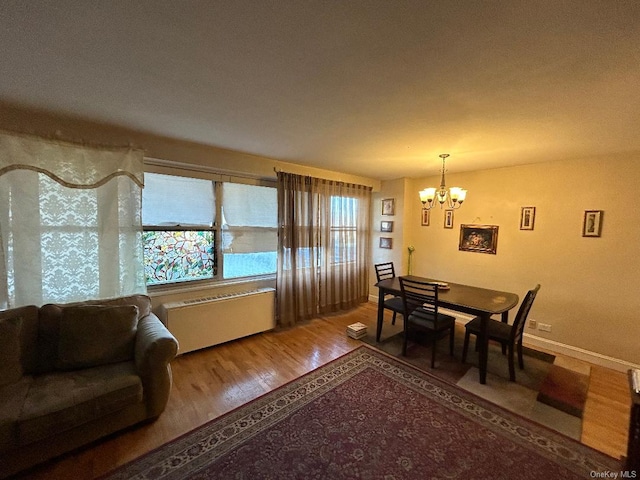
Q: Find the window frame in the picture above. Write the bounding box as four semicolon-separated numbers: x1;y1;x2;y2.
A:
142;165;277;290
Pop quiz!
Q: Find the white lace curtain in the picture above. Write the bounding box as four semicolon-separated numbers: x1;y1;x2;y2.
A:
276;172;371;327
0;131;146;308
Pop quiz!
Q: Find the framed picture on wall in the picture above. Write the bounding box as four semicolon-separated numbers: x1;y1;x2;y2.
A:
379;237;393;249
381;198;395;216
520;206;536;230
582;210;603;237
421;208;430;226
380;221;393;232
459;224;499;254
444;209;454;229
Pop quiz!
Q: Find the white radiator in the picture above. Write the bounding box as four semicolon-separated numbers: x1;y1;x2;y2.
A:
159;287;275;355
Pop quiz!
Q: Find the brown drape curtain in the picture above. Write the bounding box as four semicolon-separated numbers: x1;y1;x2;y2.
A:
276;172;371;327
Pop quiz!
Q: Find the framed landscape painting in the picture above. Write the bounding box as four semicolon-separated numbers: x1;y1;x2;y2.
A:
459;224;499;254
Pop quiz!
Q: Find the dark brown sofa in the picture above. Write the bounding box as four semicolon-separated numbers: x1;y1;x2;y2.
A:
0;294;178;478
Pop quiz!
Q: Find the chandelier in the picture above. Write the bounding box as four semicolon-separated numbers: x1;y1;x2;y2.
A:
419;154;467;210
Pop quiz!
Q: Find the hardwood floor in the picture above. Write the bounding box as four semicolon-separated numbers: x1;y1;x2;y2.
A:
18;302;630;479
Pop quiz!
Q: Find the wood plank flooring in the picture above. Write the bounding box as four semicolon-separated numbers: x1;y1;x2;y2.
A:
17;302;630;479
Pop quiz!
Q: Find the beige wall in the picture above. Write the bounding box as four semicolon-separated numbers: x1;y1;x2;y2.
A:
369;177;423;289
370;179;408;286
395;154;640;365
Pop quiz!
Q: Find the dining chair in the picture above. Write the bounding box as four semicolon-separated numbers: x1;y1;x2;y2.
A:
462;284;541;381
374;262;403;325
398;276;456;368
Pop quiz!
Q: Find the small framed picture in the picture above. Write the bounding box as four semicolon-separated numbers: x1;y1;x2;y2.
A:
582;210;603;237
421;208;430;226
520;207;536;230
379;237;393;249
380;221;393;232
381;198;395;216
444;209;454;229
459;224;499;254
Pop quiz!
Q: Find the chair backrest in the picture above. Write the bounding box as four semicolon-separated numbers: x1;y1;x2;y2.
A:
511;284;541;344
398;276;439;318
374;262;396;282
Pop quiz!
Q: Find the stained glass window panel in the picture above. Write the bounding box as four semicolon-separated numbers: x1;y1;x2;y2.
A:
143;230;214;286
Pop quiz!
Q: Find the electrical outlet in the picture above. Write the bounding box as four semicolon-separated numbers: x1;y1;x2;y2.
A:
538;323;552;332
528;319;537;329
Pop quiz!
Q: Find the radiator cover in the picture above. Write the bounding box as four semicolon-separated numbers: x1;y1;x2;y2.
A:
158;287;276;355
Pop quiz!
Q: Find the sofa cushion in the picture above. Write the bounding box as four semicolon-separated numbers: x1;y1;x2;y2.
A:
0;316;23;386
56;305;139;370
17;362;143;446
0;376;33;451
39;296;151;374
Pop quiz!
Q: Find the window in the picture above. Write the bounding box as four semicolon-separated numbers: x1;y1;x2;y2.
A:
0;132;145;307
221;183;277;279
275;171;371;326
330;195;358;264
279;195;360;271
142;172;276;286
142;174;215;286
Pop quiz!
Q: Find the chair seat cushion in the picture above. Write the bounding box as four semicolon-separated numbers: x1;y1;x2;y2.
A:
383;296;404;313
408;309;455;330
465;316;512;341
17;362;143;446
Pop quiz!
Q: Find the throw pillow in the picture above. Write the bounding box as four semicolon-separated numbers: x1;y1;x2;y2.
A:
56;305;139;370
0;316;23;386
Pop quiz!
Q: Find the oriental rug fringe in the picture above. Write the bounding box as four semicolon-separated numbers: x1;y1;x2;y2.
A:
103;346;619;480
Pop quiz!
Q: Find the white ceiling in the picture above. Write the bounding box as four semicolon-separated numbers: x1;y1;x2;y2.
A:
1;1;639;180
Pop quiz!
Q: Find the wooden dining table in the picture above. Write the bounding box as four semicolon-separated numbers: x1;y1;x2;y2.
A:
375;275;519;384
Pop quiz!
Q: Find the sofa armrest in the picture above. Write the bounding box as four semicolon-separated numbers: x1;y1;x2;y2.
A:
134;313;179;418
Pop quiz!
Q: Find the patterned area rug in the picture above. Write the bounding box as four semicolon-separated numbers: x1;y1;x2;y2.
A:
103;346;618;480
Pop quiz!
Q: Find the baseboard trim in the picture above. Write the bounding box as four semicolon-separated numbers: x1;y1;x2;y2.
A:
521;334;639;373
368;299;638;373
